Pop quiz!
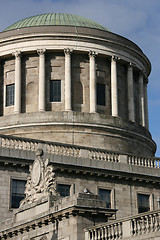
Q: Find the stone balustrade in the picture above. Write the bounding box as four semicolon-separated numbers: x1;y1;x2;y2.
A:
89;150;119;162
128;155;160;168
46;143;80;158
0;134;160;168
85;209;160;240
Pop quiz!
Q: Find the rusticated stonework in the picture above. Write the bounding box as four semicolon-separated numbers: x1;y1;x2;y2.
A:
20;149;59;206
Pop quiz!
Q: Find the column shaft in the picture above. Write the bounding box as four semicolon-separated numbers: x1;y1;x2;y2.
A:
111;56;118;117
127;64;135;122
37;49;46;112
144;81;149;130
13;51;21;114
0;61;2;116
89;51;96;113
64;48;72;111
138;73;145;127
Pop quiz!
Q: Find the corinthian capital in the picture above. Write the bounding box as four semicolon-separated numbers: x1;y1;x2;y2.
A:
64;48;72;55
112;55;120;62
37;49;46;56
89;50;96;58
12;51;21;58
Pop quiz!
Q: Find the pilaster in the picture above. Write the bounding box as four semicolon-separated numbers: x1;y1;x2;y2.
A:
111;56;119;117
89;51;97;113
12;51;21;114
138;72;145;127
144;77;149;130
0;60;2;116
37;49;46;112
127;63;135;122
64;48;72;111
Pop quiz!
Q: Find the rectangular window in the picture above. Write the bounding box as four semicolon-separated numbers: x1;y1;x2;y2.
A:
6;84;15;106
97;83;105;106
57;184;70;197
138;194;150;213
11;179;26;208
50;80;61;102
99;188;111;208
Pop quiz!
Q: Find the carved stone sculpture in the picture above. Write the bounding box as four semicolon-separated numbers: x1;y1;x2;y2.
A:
20;149;59;206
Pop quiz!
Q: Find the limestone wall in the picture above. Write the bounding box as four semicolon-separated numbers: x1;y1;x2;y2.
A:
0;166;28;222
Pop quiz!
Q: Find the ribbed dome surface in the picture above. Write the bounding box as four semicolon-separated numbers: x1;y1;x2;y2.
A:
3;13;109;32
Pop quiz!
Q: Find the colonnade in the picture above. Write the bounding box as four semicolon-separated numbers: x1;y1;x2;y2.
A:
10;49;149;129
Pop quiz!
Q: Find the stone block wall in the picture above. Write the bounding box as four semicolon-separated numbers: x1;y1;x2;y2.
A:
72;53;89;113
3;58;15;116
55;171;160;219
0;165;28;222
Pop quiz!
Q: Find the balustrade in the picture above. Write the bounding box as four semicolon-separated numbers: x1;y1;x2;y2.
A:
89;150;119;162
0;135;160;169
85;210;160;240
128;155;160;168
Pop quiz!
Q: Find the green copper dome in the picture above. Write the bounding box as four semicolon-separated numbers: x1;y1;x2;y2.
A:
3;13;109;32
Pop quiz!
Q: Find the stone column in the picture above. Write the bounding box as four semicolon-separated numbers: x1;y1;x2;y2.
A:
37;49;46;112
0;60;2;116
13;51;21;114
127;63;135;122
138;72;145;127
111;56;118;117
64;48;72;111
89;51;96;113
144;78;149;130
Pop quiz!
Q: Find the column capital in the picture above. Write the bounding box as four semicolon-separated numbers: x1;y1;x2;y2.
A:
12;51;21;58
112;55;120;62
128;62;134;67
37;49;46;56
64;48;73;55
89;50;97;58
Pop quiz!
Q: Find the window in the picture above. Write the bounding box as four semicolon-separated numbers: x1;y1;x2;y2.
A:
138;194;150;213
6;84;15;106
50;80;61;102
57;184;70;197
99;189;111;208
97;83;105;106
11;179;26;208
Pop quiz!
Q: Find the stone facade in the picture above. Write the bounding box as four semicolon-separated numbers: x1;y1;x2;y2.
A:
0;13;159;240
0;18;155;156
0;137;160;239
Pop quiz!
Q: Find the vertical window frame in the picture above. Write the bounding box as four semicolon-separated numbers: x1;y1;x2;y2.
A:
10;178;26;209
57;183;71;198
50;80;61;102
137;193;150;214
98;188;111;208
6;83;15;107
97;83;106;106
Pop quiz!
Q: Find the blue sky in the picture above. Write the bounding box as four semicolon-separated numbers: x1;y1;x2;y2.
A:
0;0;160;156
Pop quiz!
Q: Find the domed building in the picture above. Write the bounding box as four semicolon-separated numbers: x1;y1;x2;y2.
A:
0;13;160;240
0;13;156;156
